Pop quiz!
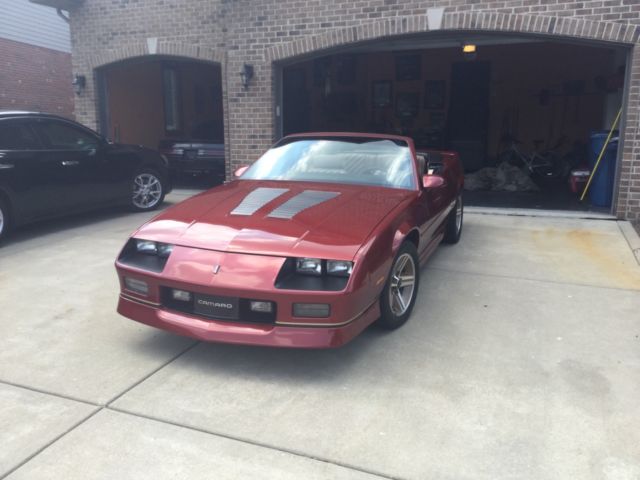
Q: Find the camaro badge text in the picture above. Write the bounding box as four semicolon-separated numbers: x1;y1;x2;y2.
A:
196;299;233;309
212;265;220;274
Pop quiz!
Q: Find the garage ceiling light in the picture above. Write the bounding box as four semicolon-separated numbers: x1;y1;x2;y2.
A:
462;44;477;61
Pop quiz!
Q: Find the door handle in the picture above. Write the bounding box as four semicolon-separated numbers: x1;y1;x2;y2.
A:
61;160;80;166
0;163;14;170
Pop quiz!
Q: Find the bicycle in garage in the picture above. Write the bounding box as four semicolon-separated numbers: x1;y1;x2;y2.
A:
498;134;570;179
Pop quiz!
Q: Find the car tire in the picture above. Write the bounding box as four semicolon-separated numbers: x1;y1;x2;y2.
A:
130;169;165;212
0;197;10;243
443;194;463;244
377;241;420;330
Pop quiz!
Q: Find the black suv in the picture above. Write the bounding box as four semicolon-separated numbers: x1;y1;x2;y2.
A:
0;111;171;241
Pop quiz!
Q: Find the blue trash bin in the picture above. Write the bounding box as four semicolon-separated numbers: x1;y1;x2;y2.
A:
587;131;618;208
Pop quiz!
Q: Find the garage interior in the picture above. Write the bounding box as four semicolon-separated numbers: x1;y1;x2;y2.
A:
280;35;627;212
98;57;225;186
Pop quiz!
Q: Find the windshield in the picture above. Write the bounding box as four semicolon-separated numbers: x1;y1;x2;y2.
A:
241;137;416;189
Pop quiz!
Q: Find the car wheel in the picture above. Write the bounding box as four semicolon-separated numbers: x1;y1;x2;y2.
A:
130;169;165;212
443;194;463;244
0;197;10;243
377;241;420;330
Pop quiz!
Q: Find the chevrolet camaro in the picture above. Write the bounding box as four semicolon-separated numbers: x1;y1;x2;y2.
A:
115;133;464;348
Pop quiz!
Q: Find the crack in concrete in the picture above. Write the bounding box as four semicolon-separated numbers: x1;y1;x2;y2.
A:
0;379;100;408
0;341;200;480
107;406;401;480
0;408;101;480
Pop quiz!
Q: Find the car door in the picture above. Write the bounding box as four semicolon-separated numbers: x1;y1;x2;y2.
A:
103;145;147;204
31;118;105;211
0;117;60;222
416;152;450;246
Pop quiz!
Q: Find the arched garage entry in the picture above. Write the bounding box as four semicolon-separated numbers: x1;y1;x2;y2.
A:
96;55;226;185
273;16;631;214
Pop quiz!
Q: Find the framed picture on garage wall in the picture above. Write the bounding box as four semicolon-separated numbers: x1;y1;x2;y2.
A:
424;80;446;109
372;81;392;108
395;54;421;81
396;92;419;118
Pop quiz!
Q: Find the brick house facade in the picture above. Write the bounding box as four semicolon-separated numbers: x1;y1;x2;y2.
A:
1;2;73;117
57;0;640;224
0;37;74;117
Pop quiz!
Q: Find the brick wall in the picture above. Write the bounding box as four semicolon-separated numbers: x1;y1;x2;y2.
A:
68;0;640;224
0;37;74;118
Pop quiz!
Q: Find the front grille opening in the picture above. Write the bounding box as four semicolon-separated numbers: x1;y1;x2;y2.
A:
160;287;277;324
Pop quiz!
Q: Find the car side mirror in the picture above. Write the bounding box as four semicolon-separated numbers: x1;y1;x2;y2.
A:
423;174;445;189
234;165;249;178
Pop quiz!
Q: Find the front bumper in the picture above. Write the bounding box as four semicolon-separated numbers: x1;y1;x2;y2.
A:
115;246;380;348
118;293;378;348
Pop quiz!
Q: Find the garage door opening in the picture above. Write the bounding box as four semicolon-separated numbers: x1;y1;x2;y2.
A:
98;57;225;187
279;36;627;213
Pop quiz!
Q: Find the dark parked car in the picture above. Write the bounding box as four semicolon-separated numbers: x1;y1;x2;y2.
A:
159;139;225;184
0;111;171;242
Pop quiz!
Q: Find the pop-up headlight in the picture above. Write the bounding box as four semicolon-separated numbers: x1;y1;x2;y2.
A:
326;260;353;277
295;258;322;276
118;239;175;273
156;243;174;258
136;239;158;254
276;258;354;291
135;240;174;258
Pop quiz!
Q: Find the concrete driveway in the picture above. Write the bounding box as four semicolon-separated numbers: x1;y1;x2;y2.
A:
1;192;639;480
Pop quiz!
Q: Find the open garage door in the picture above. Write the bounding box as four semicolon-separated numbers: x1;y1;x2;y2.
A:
98;57;225;186
279;35;627;213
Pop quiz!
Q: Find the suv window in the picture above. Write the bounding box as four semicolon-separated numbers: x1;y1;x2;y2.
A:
0;120;40;150
35;120;99;150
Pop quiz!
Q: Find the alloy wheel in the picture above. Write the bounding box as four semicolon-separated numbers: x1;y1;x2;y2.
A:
132;173;162;209
388;253;416;316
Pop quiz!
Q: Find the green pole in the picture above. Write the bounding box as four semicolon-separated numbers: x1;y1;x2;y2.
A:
580;107;622;202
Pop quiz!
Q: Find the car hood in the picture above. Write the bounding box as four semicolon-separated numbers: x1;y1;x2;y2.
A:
134;180;415;260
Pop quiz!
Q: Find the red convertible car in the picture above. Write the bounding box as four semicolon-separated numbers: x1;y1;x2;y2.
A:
115;133;464;348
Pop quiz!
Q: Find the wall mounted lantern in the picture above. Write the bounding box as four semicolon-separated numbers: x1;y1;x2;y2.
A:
72;74;86;95
239;64;254;90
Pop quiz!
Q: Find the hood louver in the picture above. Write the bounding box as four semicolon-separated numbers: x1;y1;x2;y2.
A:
230;187;289;216
268;190;340;219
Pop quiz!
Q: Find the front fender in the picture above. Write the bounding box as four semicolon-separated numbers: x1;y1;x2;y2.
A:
353;198;418;298
392;223;418;253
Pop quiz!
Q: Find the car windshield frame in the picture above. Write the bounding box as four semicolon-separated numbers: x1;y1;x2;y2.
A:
240;136;418;190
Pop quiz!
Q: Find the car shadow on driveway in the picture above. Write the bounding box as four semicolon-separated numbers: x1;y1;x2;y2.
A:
1;200;181;250
129;324;391;383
